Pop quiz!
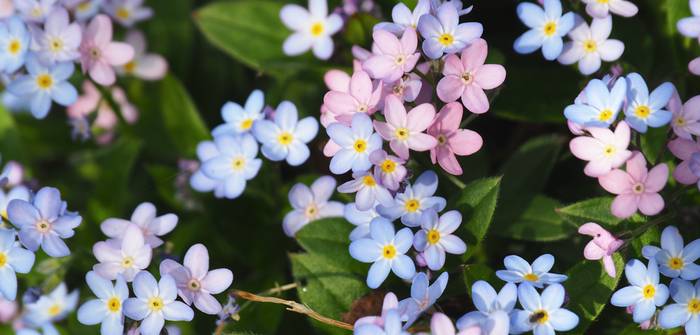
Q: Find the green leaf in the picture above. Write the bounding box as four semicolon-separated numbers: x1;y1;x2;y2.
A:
159;74;209;156
640;126;669;165
0;104;24;161
557;197;624;227
295;218;365;272
462;264;499;297
454;177;501;256
497;195;575;242
564;254;624;335
343;13;379;46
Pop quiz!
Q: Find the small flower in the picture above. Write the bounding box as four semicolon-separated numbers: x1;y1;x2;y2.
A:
432;312;482;335
353;308;408;335
369;150;407;191
668;92;700;140
578;222;623;278
513;0;575;61
384;72;423;103
437;38;506;114
159;244;234;315
77;271;129;335
30;8;82;64
377;170;446;227
93;224;152;282
353;292;401;330
641;226;700;280
100;202;178;248
123;272;194;335
399;272;449;328
25;283;79;327
456;281;515;335
658;278;700;334
363;28;420;82
338;171;393;211
323;70;382;123
581;0;638;18
373;95;437;160
511;283;579;334
119;30;168;80
0;228;35;300
564;77;627;127
253;101;319;166
104;0;153;27
283;176;344;236
211;90;264;137
79;14;135;86
0;160;24;188
598;151;668;219
413;209;466;270
418;2;482;59
558;16;625;75
280;0;343;60
189;140;226;198
326;113;383;174
678;0;700;40
0;17;30;74
344;202;380;241
7;187;81;257
611;259;669;323
0;185;30;221
7;55;78;119
496;254;567;288
668;137;700;185
14;0;56;23
349;217;415;288
428;102;482;175
374;0;430;35
569;121;632;177
623;73;675;133
200;134;262;200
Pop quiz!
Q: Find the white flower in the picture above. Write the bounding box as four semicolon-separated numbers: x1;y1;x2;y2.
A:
77;271;129;335
558;15;624;75
253;101;318;166
93;224;152;282
100;202;177;248
123;272;194;335
496;254;567;288
25;283;79;327
283;176;344;237
337;171;393;211
280;0;343;60
581;0;638;18
374;0;430;35
212;90;265;136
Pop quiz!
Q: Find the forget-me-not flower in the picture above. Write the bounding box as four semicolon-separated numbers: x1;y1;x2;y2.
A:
92;224;152;282
377;170;446;227
24;283;79;331
283;175;344;237
253;101;318;166
280;0;343;60
658;278;700;334
557;16;625;75
457;281;516;335
374;0;430;35
0;16;30;73
200;134;262;200
417;2;482;59
496;254;567;288
513;0;575;61
564;77;627;127
338;171;393;211
641;225;700;280
511;283;579;334
327;113;383;174
189;140;226;198
8;55;78;119
345;202;381;241
0;185;30;220
624;73;675;133
611;259;669;323
0;228;35;300
30;8;82;64
399;272;449;328
413;209;466;271
100;202;177;249
77;271;129;335
213;90;265;136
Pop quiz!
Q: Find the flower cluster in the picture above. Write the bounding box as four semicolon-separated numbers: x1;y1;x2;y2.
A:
515;0;635;75
189;89;319;200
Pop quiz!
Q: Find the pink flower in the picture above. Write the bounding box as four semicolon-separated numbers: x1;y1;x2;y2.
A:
369;149;407;191
0;297;18;323
119;30;168;81
668;91;700;140
79;14;134;86
598;152;668;219
383;72;422;103
569;121;633;177
323;70;382;124
373;95;437;159
668;137;700;185
690;57;700;76
363;28;420;83
578;222;623;277
427;102;483;175
436;38;506;114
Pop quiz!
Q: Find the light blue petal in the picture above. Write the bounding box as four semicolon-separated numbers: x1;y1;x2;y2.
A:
410;272;429;300
533;323;554;335
139;312;165;335
190;170;219;192
7;76;36;96
516;2;545;29
625;115;648;133
329;149;355;174
275;101;298;131
655;283;669;306
557;12;575;36
349;238;381;262
77;299;108;325
428;272;449;302
626;73;649;103
162;301;194;321
684;239;700;262
584;79;609;111
541;37;563;61
647;258;661;284
646;110;672;128
497;282;518;312
531;254;555;273
220;101;244;123
658;303;689;329
400;211;421;227
41;234;70;257
648;82;675;110
632;299;655;323
123;298;149;320
510;309;533;333
0;228;14;249
681;263;700;281
245;90;264;114
412;170;438;197
8;246;34;273
641;245;661;260
370;217;395;244
326;123;354;147
286;142;310;166
211;123;236;137
609;78;627;112
351;113;374;138
549;308;578;331
252;119;280;145
202;157;233;180
471;280;497;313
101;313;124;335
295;117;318;143
223;176;246;199
0;267;17;300
517;283;541;311
670;278;695;303
540;283;565;310
422;196;446;212
367;259;391;289
240;134;259;158
30;93;52;119
543;0;562;19
495;270;523;283
393;227;413;253
513;29;544;54
564;104;597;124
376;203;404;220
687;315;700;335
391;254;415;280
261;143;288;162
424;244;445;270
50;62;74;81
624;259;647;287
504;255;532;273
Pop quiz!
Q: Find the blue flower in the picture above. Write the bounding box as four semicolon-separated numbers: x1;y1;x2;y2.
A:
658;279;700;334
0;228;35;300
376;170;446;227
253;101;318;166
513;0;575;60
624;73;675;133
213;90;265;136
564;77;627;127
7;55;77;119
77;271;129;335
7;187;82;258
457;281;516;334
326;113;383;174
496;254;567;288
0;185;30;220
398;272;448;328
123;272;194;335
0;17;30;73
417;2;483;59
349;217;415;289
24;283;79;332
511;283;579;334
413;209;466;271
200;134;262;200
642;225;700;280
344;202;381;241
337;171;393;211
611;259;669;323
283;175;344;237
190;140;226;198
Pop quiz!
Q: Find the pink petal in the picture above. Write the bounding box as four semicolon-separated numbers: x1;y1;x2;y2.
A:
690;57;700;76
613;121;631;148
625;152;648;182
449;129;482;156
406;103;436;131
644;163;668;193
584;159;614;178
104;42;135;66
400;27;418;54
323;140;341;157
89;61;117;86
201;268;233;294
436;76;464;103
184;244;209;279
373;30;400;55
667;90;682;114
363;55;396;80
407;133;438;151
611;194;639;219
373;120;395;141
668;138;699;161
390;139;410;160
442;54;464;76
474;64;506;90
583;241;605;260
324;69;350;92
569;136;604;161
194;292;223;315
350;71;372;103
673;160;699;185
324;91;357;116
87;14;113;46
134;54;168;80
430;102;463;135
384;95;407;127
603;256;617;277
461;85;489;114
461;38;487;72
598;169;632;194
638;193;664;216
437;146;463;175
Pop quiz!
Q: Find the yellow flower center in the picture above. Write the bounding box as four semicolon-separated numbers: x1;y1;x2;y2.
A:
106;297;121;312
668;257;684;270
240;118;254;130
688;298;700;314
530;310;549;324
121;256;134;268
427;229;441;244
304;204;318;219
49;38;63;52
362;175;376;187
124;61;136;73
231;157;246;171
634;105;651;119
77;2;92;12
642;284;656;299
583;39;597;53
36;74;53;90
353;139;367;153
438;33;454;46
357;104;368;113
35;219;51;233
310;22;324;37
116;7;130;20
147;297;164;312
543;21;557;37
395;127;409;140
187;279;201;291
277;132;293;145
380;159;396;173
382;245;397;259
0;252;6;267
31;7;42;18
603;144;616;157
598;109;614;121
523;273;539;282
1;209;6;220
404;199;420;212
8;39;21;55
47;304;61;317
597;0;609;3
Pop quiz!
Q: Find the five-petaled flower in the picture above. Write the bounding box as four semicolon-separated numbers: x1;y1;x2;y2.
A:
77;271;129;335
611;259;669;323
280;0;343;60
513;0;574;61
283;175;344;236
253;101;318;166
496;254;567;288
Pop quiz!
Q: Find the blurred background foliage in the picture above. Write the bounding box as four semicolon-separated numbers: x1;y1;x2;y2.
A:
1;0;700;334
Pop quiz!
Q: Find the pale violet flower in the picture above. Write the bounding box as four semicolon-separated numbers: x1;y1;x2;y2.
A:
213;90;264;136
354;292;404;332
349;217;415;289
280;0;343;60
457;281;516;335
159;244;234;315
92;224;152;282
189;140;226;198
253;101;318;166
77;272;129;335
417;2;482;59
641;225;700;280
283;175;344;237
123;272;194;335
370;149;407;191
7;187;82;258
0;185;30;220
563;77;627;127
581;0;638;18
103;0;153;27
413;209;467;271
511;283;579;334
399;272;449;328
374;0;430;35
200;134;262;200
678;0;700;40
25;283;79;330
100;202;178;248
15;0;57;23
73;0;103;21
557;15;624;75
496;254;567;288
513;0;575;61
624;73;675;133
658;279;700;334
0;17;30;73
611;259;669;323
376;170;447;227
338;171;393;211
327;113;383;174
30;8;82;64
354;308;408;335
119;30;168;80
0;228;35;300
345;202;381;241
